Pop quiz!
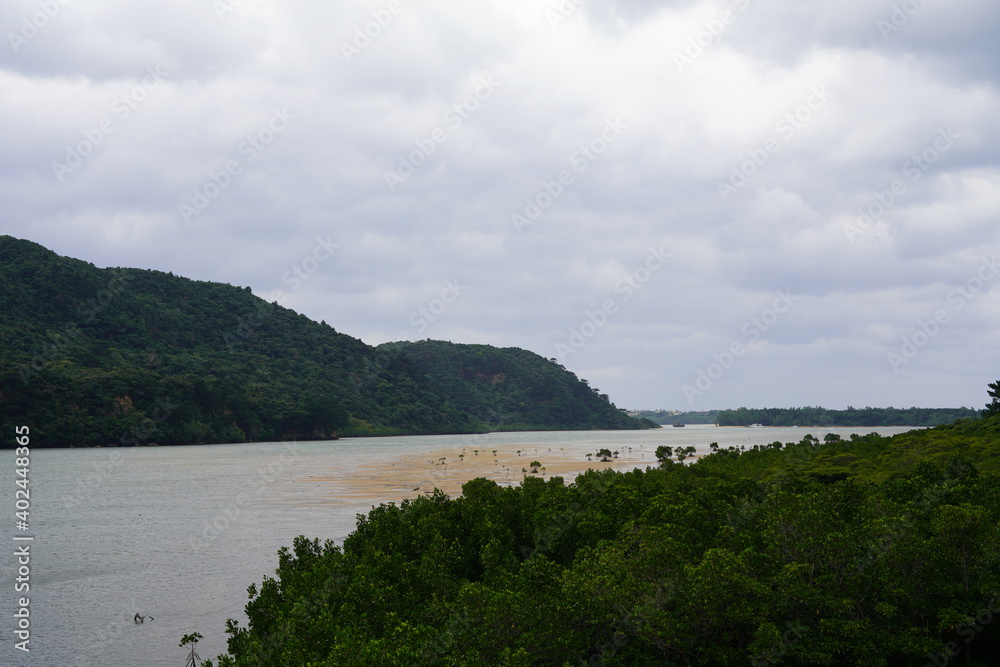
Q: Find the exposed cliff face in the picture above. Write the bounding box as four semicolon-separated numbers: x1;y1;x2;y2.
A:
460;370;506;385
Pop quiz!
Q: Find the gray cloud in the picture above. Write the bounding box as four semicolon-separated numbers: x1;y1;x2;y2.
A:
3;0;998;410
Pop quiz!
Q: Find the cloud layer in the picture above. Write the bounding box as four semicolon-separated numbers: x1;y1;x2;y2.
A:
4;0;999;410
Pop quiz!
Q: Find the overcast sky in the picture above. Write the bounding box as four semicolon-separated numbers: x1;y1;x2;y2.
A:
3;0;999;411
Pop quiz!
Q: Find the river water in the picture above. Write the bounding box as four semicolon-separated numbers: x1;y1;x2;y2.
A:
1;426;917;666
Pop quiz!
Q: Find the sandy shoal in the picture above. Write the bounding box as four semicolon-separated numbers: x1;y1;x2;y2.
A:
294;438;702;504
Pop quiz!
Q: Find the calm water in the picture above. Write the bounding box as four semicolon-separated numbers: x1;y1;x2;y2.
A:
1;426;918;666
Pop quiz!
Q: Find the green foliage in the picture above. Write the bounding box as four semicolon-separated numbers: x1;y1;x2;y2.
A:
674;445;695;462
180;632;205;667
213;412;1000;665
716;405;979;427
0;236;649;447
379;340;655;432
983;381;1000;418
633;406;979;427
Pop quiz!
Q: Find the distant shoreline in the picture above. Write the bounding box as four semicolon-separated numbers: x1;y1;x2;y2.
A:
20;423;936;450
707;424;929;429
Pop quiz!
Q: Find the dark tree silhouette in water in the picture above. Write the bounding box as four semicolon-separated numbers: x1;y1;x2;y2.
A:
180;632;202;667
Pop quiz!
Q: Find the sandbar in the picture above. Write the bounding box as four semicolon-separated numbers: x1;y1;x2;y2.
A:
294;438;700;504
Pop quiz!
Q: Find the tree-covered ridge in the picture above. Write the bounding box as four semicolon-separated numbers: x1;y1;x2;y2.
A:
715;405;978;427
0;235;651;447
209;410;1000;666
380;340;656;431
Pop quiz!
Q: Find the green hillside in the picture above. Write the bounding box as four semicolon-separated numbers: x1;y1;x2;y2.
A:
379;340;654;431
0;236;652;447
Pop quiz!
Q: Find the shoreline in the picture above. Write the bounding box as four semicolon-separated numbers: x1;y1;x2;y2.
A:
25;423;935;450
291;426;926;504
296;440;674;501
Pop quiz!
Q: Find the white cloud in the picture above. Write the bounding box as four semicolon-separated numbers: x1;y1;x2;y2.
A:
3;0;999;410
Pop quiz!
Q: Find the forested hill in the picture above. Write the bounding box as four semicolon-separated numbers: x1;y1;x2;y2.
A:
0;236;653;447
379;340;653;431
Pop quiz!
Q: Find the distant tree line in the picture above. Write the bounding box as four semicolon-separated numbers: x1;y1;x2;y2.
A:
715;405;978;427
632;407;979;427
633;410;719;425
